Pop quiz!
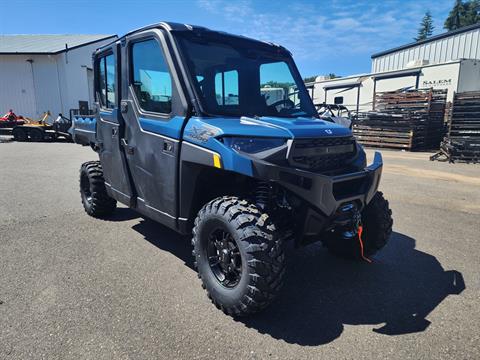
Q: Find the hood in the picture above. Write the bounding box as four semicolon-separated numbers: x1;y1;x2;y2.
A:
184;116;352;143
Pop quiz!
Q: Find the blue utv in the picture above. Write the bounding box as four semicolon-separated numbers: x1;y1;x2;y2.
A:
72;22;393;316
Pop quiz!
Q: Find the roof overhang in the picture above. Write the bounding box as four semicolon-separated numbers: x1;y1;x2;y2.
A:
373;69;421;80
324;82;362;90
0;35;117;55
371;23;480;59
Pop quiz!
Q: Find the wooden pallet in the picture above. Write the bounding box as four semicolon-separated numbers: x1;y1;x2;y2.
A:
431;91;480;162
355;89;447;151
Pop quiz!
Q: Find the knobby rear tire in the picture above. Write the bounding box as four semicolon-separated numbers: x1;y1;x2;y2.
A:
79;161;116;218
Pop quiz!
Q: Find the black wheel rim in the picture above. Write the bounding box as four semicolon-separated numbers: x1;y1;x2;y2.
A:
80;173;93;204
207;228;242;288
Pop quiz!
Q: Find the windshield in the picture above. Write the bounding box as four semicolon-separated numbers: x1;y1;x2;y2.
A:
175;32;317;118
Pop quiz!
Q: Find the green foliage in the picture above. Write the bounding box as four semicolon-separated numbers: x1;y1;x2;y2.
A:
326;73;340;79
303;76;317;83
262;80;294;88
465;0;480;24
261;81;295;94
303;74;340;83
444;0;480;31
415;11;435;41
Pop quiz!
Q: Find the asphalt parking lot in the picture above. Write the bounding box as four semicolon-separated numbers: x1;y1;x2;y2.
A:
1;141;479;359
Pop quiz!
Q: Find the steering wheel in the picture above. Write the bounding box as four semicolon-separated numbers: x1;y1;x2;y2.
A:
270;99;295;109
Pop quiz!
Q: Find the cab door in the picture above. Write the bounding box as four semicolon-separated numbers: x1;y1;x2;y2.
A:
120;29;188;228
95;45;133;205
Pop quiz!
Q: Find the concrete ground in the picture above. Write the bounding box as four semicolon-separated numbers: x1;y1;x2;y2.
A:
0;141;479;359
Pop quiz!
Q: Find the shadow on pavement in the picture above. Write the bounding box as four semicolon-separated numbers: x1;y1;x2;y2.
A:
132;218;194;269
103;207;142;222
129;220;465;346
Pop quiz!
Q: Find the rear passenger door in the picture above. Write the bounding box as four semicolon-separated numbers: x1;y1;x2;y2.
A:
95;46;133;205
120;29;187;227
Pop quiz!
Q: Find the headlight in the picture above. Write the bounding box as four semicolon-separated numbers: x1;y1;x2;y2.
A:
221;137;287;154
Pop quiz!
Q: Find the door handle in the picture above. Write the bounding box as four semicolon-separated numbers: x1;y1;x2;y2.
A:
121;138;135;155
163;140;174;154
120;101;128;113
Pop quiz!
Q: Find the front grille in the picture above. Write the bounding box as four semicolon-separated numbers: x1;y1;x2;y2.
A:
290;136;356;172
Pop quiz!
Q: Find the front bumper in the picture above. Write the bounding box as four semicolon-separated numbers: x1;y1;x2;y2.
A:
251;151;383;217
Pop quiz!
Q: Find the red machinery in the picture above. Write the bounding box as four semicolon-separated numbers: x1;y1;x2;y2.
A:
0;109;25;128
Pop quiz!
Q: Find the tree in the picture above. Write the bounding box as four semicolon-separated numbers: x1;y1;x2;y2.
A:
303;74;340;84
444;0;467;30
444;0;480;30
415;11;435;41
326;73;340;79
464;0;480;25
303;76;317;83
261;81;295;95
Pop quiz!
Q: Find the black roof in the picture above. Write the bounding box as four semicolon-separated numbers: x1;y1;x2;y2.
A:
371;23;480;59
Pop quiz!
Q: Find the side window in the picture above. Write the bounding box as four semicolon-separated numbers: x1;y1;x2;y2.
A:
98;58;106;106
96;53;115;109
105;55;115;108
131;39;172;114
196;75;204;92
215;70;239;106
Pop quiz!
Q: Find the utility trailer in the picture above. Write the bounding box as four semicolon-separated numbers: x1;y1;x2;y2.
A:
10;118;73;142
0;110;90;142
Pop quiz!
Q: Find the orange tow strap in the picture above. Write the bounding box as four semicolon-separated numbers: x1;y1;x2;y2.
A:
357;225;372;263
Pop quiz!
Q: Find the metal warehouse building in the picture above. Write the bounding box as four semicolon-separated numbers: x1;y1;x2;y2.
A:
371;23;480;73
312;23;480;112
0;34;116;118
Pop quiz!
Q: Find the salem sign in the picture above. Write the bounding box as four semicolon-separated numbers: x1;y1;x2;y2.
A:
422;79;452;87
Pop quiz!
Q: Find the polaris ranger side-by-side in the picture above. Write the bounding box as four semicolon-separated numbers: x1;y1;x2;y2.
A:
73;22;393;316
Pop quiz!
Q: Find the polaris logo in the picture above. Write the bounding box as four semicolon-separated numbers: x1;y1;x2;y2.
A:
325;129;333;134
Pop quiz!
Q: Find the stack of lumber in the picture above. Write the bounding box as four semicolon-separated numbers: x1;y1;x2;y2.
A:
353;89;447;151
431;91;480;163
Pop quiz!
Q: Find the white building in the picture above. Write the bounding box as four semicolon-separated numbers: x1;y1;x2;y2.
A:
0;34;117;118
311;24;480;112
371;23;480;73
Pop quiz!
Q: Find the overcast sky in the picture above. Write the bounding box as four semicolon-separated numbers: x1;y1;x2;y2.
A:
1;0;456;77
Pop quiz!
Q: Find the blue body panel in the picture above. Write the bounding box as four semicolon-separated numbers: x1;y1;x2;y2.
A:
81;114;350;145
72;115;97;145
181;116;354;177
139;116;185;139
183;116;351;144
73;115;97;132
204;137;255;176
74;113;353;177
